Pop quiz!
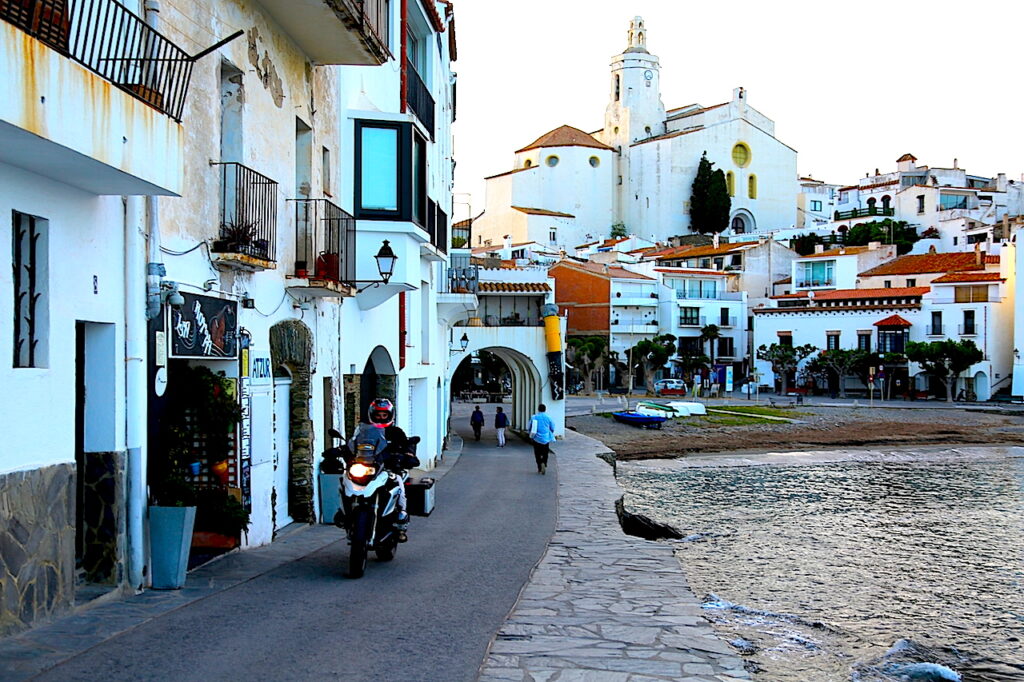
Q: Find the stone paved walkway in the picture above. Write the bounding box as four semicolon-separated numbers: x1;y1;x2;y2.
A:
477;430;750;682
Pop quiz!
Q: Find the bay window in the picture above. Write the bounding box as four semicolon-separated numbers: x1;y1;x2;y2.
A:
354;119;428;226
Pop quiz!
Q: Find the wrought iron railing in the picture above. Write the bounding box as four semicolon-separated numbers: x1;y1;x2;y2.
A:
292;198;355;284
406;60;435;138
926;325;944;336
212;162;278;262
1;0;194;121
336;0;390;62
445;265;479;294
834;207;895;220
959;324;977;336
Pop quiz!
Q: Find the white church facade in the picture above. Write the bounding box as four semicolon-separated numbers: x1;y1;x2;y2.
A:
474;17;798;251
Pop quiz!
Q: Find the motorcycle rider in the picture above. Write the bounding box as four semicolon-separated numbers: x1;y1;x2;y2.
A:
353;398;414;542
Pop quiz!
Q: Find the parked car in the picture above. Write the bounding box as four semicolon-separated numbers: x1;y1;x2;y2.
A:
653;379;687;396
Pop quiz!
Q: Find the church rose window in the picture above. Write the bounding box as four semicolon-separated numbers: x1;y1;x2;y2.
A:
732;143;751;168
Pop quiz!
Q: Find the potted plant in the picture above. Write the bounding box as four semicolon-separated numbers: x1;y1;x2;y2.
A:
192;488;250;550
150;365;242;588
213;220;256;254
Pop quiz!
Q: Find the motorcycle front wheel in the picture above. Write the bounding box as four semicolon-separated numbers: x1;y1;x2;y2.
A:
347;508;372;578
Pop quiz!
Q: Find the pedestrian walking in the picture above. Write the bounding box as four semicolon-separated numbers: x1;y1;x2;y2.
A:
528;404;555;474
494;406;508;447
470;405;484;441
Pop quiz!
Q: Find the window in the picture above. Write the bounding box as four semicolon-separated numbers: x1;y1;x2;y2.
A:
731;254;742;267
354;120;427;223
726;171;735;197
954;286;989;303
798;260;834;287
810;200;822;212
680;307;700;326
321;146;332;196
930;311;942;335
917;195;925;214
906;278;916;287
953;237;958;246
12;211;49;368
962;310;976;335
731;216;745;234
748;174;757;199
614;74;620;101
732;142;751;167
523;159;533;168
939;194;969;211
678;336;701;353
826;332;840;351
779;333;793;347
589;156;600;168
548;227;557;244
720;307;730;326
546;156;559;167
883;280;892;288
878;329;907;354
718;337;735;357
857;332;871;352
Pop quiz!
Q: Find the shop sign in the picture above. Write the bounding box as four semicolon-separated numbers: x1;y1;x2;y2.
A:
169;293;238;359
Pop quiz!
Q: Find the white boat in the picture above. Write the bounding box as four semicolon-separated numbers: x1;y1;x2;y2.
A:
636;401;678;417
667;401;707;416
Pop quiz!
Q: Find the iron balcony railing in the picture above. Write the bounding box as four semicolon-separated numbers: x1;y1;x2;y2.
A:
678;316;706;327
834;206;895;220
292;198;355;284
1;0;195;121
673;289;743;301
336;0;390;62
406;60;435;139
425;200;448;254
445;265;479;294
718;316;738;328
796;279;835;288
926;325;944;336
959;324;977;336
212;162;278;262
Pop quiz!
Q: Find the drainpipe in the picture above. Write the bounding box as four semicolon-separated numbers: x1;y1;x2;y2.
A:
124;196;147;590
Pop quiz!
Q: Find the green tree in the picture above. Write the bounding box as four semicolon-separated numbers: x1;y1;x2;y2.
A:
812;348;869;398
566;336;608;395
905;339;983;402
699;324;721;363
756;343;817;395
675;349;710;382
610;222;628;238
790;232;827;256
628;334;677;394
689;153;731;234
845;219;918;255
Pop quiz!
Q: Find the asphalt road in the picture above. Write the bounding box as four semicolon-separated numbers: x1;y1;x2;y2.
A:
40;428;556;682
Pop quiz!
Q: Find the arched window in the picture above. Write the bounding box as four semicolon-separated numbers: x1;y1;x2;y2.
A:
867;197;877;208
523;159;533;168
614;74;621;102
726;171;735;197
748;174;757;199
731;215;746;234
881;195;892;210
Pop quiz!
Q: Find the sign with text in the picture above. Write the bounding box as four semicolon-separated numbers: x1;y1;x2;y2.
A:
168;293;238;359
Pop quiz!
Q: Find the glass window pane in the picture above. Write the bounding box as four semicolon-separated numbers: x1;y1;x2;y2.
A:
361;127;398;211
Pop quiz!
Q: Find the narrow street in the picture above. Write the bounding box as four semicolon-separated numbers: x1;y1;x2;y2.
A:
27;422;556;682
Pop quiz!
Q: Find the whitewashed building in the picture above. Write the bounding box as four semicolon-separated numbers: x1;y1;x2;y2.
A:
473;16;798;251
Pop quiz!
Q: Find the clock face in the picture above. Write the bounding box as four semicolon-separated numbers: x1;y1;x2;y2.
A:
644;70;653;80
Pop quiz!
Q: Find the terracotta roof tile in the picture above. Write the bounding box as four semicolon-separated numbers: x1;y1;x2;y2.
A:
478;282;550;293
774;276;792;284
874;314;913;327
516;125;613;153
801;246;873;259
484;166;538;181
654;268;728;276
551;260;653;281
814;287;930;301
631;127;704;147
771;292;810;299
859;252;988;276
512;206;576;218
931;272;1004;284
897;153;917;162
656;241;758;260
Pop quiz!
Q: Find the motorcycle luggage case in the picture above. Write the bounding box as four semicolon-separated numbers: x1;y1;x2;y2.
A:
406;477;435;517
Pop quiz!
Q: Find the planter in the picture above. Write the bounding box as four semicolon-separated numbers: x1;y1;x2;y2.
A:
191;531;239;550
149;505;196;589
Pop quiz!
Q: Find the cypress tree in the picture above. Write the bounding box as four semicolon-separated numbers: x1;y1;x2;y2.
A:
689;152;713;232
708;169;731;233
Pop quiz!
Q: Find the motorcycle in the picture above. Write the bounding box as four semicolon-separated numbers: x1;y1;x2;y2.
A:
326;428;420;579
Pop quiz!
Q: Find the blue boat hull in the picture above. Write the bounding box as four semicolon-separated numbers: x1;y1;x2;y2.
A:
612;411;667;428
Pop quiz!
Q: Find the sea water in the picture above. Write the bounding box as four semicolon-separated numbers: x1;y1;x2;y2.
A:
619;448;1024;682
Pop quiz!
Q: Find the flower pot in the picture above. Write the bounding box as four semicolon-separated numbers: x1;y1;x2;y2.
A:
149;505;196;589
191;531;239;550
211;459;230;485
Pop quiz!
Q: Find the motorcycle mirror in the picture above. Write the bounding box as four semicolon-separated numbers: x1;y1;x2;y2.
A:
408;436;421;445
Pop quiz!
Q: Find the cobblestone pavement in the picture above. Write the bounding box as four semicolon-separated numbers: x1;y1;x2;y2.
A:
477;430;750;682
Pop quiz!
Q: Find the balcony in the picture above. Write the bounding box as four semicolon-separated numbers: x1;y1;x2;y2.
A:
678;316;705;328
926;325;944;336
406;61;435;139
251;0;390;65
673;289;743;301
834;207;895;220
444;264;479;295
286;199;355;297
717;317;738;328
1;0;190;194
421;199;447;260
211;162;278;270
612;319;659;335
958;324;977;336
796;279;834;288
613;290;659;307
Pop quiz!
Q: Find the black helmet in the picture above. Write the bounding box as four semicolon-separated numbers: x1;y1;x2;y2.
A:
368;398;395;428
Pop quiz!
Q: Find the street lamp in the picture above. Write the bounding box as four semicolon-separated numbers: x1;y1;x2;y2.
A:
355;240;398;293
450;332;469;355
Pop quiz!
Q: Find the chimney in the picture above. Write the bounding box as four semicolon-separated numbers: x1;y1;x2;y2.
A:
997;173;1007;191
868;241;880;251
814;244;825;253
928;244;937;254
953;158;959;170
975;244;983;266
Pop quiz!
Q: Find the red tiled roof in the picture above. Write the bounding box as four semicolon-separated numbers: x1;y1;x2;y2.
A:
666;102;728;118
814;287;930;301
837;180;899;192
800;245;873;259
985;254;1000;264
600;237;629;248
631;127;704;147
859;252;989;276
774;276;792;284
897;153;917;162
646;245;696;259
771;292;810;299
575;241;598;249
552;260;653;281
654;268;728;276
931;272;1004;284
874;314;913;327
656;241;757;260
512;206;576;218
478;282;550;293
516;125;614;153
484;166;538;181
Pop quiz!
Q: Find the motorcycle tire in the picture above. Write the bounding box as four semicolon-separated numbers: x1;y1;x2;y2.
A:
376;537;397;562
347;509;372;579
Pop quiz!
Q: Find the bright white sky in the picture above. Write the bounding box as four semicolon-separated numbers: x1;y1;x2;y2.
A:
451;0;1024;221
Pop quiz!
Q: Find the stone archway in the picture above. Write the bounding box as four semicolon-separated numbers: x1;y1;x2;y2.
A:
343;345;397;438
269;320;314;524
448;346;545;432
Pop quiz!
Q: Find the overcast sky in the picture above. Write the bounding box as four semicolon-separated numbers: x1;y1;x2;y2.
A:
450;0;1024;221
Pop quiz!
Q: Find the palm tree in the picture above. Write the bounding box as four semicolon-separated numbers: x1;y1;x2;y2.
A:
699;324;721;364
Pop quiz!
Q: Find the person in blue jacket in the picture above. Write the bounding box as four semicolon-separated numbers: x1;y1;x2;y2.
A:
528;404;555;474
470;405;485;441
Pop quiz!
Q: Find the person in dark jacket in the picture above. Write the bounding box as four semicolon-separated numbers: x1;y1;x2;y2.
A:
470;405;484;441
494;406;509;447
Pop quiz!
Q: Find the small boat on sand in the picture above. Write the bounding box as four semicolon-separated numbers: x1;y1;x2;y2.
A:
612;411;667;428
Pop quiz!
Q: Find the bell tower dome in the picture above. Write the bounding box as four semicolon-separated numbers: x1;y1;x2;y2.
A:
603;17;666;147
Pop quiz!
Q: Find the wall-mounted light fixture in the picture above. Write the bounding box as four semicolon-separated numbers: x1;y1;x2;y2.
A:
449;332;469;355
355;240;399;293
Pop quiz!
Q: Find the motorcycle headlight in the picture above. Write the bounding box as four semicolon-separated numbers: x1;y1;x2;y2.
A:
349;462;376;479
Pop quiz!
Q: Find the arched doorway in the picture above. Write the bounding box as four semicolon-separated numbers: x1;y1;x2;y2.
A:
729;209;756;235
343;345;397;439
972;371;989;401
448;346;545;435
269;320;314;524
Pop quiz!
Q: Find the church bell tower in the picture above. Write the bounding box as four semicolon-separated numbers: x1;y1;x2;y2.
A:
604;17;666;147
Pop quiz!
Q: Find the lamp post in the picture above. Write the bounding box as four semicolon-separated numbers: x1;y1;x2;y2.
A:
449;332;469;355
